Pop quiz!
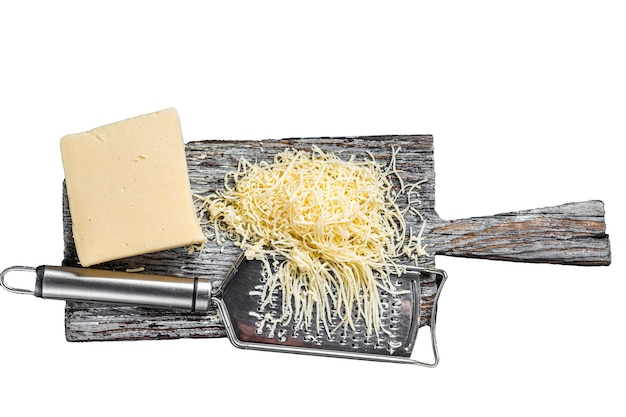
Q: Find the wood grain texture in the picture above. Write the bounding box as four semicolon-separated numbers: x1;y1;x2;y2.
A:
62;135;611;342
428;200;610;265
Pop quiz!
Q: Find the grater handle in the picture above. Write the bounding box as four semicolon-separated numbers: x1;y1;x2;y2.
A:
1;265;213;313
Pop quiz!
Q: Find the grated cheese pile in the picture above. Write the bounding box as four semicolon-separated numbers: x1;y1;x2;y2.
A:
197;145;427;338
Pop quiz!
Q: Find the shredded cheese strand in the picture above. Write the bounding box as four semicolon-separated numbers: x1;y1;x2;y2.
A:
197;145;427;338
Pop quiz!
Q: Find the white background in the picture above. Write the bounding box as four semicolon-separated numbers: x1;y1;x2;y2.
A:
1;1;623;416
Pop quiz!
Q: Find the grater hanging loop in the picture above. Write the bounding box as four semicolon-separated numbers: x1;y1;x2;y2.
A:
0;266;37;295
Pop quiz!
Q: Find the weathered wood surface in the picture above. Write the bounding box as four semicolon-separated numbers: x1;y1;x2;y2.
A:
62;135;611;342
428;200;610;265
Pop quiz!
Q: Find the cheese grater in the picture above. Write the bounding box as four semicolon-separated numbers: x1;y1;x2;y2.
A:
1;253;446;366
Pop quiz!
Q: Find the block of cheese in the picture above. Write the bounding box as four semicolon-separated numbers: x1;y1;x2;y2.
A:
60;108;206;267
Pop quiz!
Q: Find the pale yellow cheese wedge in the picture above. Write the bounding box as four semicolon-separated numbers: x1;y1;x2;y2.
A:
60;108;206;267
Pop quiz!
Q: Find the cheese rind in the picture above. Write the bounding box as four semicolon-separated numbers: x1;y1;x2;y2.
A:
61;108;206;267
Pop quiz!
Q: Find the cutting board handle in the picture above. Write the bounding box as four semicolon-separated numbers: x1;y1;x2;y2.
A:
429;200;611;266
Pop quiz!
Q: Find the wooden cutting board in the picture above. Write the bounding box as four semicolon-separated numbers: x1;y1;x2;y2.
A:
62;135;611;342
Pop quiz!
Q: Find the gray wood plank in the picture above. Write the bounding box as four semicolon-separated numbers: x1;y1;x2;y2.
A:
63;135;610;342
428;200;610;265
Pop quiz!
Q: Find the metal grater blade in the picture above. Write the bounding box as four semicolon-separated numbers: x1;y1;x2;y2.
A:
213;253;446;364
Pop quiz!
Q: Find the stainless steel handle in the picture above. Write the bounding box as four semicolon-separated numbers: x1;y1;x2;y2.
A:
36;266;213;312
1;265;213;313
